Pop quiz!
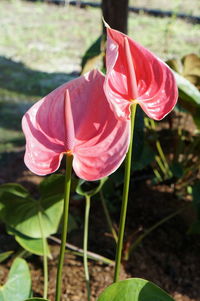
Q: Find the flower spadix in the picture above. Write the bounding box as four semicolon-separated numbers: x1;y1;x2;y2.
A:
104;26;178;120
22;70;130;181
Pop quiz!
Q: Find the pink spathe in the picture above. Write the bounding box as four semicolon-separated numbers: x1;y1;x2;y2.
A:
104;27;178;120
22;70;130;181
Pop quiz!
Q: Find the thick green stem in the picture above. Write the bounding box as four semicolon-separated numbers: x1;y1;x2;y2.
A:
55;155;73;301
84;195;91;301
114;103;137;282
38;210;48;299
100;190;118;243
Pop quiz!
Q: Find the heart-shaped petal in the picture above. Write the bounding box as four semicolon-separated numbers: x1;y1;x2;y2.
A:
104;27;178;120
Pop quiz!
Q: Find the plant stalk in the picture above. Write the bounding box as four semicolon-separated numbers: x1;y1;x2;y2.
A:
113;103;137;282
84;195;91;301
55;155;73;301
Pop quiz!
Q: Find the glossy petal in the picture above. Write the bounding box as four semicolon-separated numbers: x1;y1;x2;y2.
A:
104;27;178;120
22;70;130;180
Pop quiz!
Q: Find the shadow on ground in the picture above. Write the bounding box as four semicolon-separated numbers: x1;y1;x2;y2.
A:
0;55;78;153
0;56;78;100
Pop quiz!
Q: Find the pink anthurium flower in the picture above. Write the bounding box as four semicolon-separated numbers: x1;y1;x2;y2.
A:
22;70;130;181
104;26;178;120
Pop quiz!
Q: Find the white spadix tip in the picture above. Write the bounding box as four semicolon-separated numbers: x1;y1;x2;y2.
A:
102;17;110;28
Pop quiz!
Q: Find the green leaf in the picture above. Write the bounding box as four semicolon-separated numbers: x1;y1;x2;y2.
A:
174;71;200;104
173;71;200;128
67;213;78;233
0;251;13;263
0;258;31;301
76;177;108;197
0;191;64;238
15;233;52;258
39;174;65;198
97;278;174;301
0;183;29;199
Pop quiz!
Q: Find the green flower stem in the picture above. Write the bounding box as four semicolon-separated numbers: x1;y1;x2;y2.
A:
114;103;137;283
100;190;118;243
55;155;73;301
38;210;48;299
84;195;91;301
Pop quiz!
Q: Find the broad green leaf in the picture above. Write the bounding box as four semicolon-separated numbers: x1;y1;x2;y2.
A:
15;233;52;258
39;174;78;197
173;71;200;128
0;258;31;301
0;183;29;199
25;298;49;301
0;192;64;238
0;251;13;263
175;71;200;104
97;278;174;301
76;177;108;197
39;174;65;198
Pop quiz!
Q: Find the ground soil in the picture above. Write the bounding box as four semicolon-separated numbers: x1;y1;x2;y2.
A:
0;149;200;301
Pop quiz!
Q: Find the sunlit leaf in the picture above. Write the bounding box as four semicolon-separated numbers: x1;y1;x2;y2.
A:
15;233;52;258
0;185;64;238
97;278;174;301
0;258;31;301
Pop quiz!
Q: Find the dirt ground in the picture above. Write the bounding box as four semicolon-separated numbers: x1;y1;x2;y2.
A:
0;149;200;301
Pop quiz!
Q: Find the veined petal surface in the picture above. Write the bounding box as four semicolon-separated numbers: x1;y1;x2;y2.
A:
104;27;178;120
22;70;130;180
